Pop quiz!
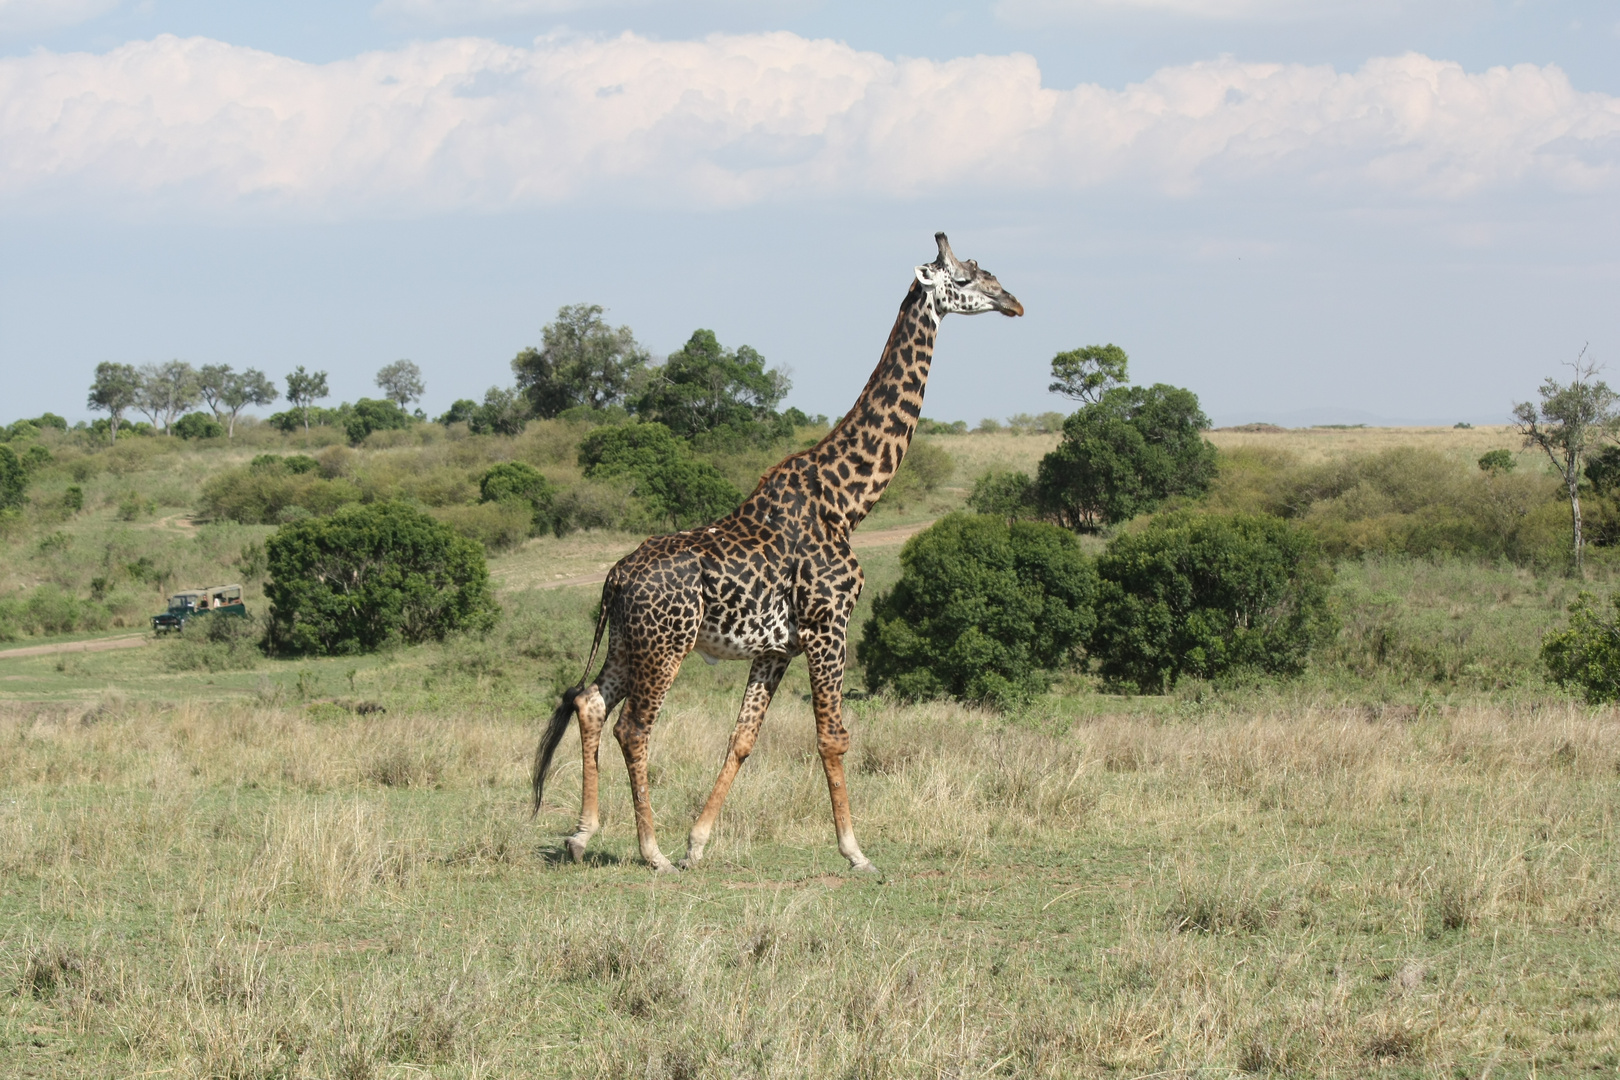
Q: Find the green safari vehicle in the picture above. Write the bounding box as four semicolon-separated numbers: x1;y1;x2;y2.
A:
152;584;246;633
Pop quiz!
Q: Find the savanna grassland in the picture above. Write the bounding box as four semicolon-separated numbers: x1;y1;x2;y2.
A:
3;421;1619;1077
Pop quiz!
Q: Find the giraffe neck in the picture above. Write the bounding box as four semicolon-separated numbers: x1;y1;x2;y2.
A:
811;280;939;533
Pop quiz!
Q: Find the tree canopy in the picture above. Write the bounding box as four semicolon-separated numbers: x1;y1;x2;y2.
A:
284;367;331;432
1513;348;1620;569
1035;384;1217;532
87;362;141;442
632;329;791;444
1048;344;1129;404
512;304;647;419
375;360;425;407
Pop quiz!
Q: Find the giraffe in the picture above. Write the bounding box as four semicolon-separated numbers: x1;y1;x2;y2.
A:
532;232;1023;873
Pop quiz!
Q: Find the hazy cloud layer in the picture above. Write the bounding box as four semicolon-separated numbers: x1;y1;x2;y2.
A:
2;30;1616;214
996;0;1439;22
0;0;119;35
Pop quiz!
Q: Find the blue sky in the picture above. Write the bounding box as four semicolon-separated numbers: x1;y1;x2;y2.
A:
2;0;1617;427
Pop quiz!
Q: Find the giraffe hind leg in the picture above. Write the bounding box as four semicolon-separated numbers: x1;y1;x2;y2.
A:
565;684;613;863
613;649;685;873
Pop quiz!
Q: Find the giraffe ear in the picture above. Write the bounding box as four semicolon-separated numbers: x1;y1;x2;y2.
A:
914;263;939;287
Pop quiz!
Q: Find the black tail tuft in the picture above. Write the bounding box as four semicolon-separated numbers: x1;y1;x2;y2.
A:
532;686;581;815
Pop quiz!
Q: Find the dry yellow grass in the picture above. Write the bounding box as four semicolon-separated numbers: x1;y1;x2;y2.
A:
3;687;1616;1077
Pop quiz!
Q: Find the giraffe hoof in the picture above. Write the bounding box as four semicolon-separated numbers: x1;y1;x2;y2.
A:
651;860;681;875
849;859;880;875
565;837;587;864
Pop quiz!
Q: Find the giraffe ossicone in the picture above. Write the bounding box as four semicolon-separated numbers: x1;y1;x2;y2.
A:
532;231;1023;873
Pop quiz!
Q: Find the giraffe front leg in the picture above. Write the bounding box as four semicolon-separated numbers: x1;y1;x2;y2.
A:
803;635;876;874
684;654;790;868
566;685;609;864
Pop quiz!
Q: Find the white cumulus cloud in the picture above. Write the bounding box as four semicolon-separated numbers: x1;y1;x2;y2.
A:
372;0;658;24
996;0;1448;22
0;31;1615;215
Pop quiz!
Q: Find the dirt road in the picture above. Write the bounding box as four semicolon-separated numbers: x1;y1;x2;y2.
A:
537;519;934;591
0;632;151;660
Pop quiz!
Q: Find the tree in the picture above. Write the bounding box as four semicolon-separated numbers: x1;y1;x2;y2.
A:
1514;347;1620;571
285;366;331;432
512;304;648;418
196;364;233;421
1478;449;1516;475
578;422;741;530
857;513;1098;709
1090;511;1336;692
1049;344;1130;404
264;502;499;655
219;368;278;437
375;360;425;408
87;362;141;443
467;386;528;436
631;329;790;442
135;361;199;435
1035;384;1217;532
436;399;479;426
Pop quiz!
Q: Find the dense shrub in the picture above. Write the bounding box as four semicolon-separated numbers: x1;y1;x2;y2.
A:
1542;592;1620;703
264;502;498;656
0;445;25;511
1035;384;1217;532
631;329;791;446
1209;445;1565;565
161;612;264;672
1091;511;1336;692
0;585;110;640
430;501;534;552
967;469;1038;520
174;411;225;440
578;422;741;530
858;513;1098;708
344;398;414;445
880;439;953;510
198;460;360;524
478;461;558;534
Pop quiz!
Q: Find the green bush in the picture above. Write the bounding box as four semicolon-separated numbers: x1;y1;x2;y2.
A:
1091;511;1336;692
478;461;558;534
578;422;741;530
430;501;534;552
174;411;225;440
162;613;264;672
967;469;1038;520
880;439;953;511
1542;592;1620;703
1209;445;1566;566
0;585;109;639
344;398;414;445
857;513;1098;708
264;502;499;656
0;445;26;511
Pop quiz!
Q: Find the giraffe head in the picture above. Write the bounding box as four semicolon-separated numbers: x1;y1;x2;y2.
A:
914;232;1024;319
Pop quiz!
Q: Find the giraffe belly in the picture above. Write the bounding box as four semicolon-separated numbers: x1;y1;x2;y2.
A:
694;609;798;662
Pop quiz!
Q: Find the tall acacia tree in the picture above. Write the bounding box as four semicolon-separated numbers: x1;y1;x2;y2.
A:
1048;343;1130;404
87;362;141;442
1514;346;1620;571
136;360;199;435
375;360;425;408
285;366;330;432
221;368;278;437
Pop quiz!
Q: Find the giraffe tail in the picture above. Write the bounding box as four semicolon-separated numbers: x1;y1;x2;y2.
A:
531;580;614;815
531;687;581;815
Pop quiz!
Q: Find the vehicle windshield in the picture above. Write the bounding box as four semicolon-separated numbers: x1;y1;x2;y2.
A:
168;596;195;612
